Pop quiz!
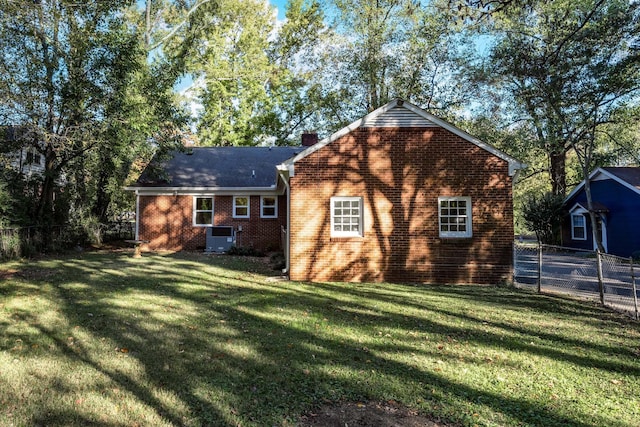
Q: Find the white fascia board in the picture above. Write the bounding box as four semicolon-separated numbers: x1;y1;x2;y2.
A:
602;169;640;196
569;203;588;214
281;99;526;176
281;101;400;168
125;186;282;196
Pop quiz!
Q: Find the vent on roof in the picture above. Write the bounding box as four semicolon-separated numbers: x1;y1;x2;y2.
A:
362;106;437;128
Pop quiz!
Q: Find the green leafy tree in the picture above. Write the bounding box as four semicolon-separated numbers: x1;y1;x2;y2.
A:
258;0;333;144
327;0;469;116
0;0;185;225
521;192;564;244
475;0;640;197
173;0;331;146
181;0;275;146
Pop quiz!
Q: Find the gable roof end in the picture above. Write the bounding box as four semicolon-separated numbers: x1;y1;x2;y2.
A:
279;99;525;176
564;167;640;203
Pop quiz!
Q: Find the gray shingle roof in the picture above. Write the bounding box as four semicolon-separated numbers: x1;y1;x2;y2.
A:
602;167;640;190
136;146;301;188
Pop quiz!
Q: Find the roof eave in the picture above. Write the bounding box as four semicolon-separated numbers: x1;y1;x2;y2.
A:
276;162;294;178
124;185;280;195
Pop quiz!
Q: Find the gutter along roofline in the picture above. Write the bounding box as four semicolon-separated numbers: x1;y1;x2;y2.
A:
124;185;283;196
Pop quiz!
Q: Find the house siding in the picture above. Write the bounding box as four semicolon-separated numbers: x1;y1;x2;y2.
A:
562;179;640;257
138;194;286;252
288;127;515;284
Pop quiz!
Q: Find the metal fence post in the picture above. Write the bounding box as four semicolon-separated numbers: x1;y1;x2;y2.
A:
537;241;542;293
631;257;638;321
596;250;605;306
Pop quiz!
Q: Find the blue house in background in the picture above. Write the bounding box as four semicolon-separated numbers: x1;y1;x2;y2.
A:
562;167;640;257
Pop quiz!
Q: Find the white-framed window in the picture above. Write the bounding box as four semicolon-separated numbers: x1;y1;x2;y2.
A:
193;197;214;226
571;214;587;240
233;196;250;218
438;196;472;238
331;196;363;237
261;196;277;218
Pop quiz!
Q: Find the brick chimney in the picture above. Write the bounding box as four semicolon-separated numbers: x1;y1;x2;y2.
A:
301;132;318;147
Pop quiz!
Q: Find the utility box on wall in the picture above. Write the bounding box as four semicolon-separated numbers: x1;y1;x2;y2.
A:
205;226;235;253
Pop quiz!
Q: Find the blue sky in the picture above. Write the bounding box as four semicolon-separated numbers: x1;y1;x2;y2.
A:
270;0;288;20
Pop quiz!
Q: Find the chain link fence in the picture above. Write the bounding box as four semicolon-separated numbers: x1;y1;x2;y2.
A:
514;242;639;320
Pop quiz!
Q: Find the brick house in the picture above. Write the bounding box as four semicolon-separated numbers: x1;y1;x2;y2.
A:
128;146;301;252
129;99;524;284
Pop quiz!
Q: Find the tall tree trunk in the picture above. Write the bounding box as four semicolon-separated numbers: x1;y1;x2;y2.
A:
549;150;567;196
92;152;112;223
36;147;57;225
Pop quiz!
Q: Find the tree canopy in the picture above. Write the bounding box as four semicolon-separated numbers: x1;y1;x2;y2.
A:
0;0;639;240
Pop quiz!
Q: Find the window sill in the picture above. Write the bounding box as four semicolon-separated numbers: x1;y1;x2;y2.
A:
438;236;473;243
330;236;364;241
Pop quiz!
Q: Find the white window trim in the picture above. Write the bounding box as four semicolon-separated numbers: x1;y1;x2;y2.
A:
260;196;278;218
571;213;587;241
438;196;472;238
233;195;250;218
330;196;363;238
193;196;214;226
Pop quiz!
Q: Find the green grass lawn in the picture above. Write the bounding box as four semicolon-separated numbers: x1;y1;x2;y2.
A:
1;251;639;426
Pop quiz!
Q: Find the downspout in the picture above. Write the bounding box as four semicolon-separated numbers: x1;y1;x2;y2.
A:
135;190;140;241
282;174;291;275
277;166;292;275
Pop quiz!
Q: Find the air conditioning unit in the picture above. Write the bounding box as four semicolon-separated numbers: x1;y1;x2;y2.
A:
205;226;235;253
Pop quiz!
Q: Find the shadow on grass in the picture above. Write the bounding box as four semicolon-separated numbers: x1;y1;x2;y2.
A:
1;251;638;426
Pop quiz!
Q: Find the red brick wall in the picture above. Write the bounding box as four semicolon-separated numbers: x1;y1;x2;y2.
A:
138;194;286;252
288;127;514;284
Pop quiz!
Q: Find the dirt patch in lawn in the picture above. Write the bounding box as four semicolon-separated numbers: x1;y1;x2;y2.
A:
298;401;460;427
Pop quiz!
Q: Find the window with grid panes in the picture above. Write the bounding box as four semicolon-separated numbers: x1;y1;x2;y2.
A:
330;197;363;237
438;197;472;238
